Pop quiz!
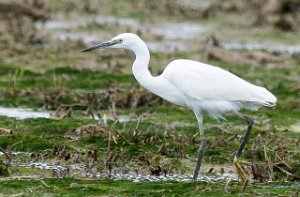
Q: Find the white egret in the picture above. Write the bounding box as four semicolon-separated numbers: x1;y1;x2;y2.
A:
82;33;277;181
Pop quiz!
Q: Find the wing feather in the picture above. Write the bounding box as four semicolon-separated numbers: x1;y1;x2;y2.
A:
163;59;276;105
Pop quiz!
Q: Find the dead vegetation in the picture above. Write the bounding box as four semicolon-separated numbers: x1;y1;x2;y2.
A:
0;0;49;45
207;47;294;68
43;88;162;119
127;0;300;31
204;34;296;68
259;0;300;31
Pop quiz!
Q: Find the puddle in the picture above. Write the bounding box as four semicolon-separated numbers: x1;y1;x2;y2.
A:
0;151;29;156
91;114;137;123
147;40;191;52
104;115;137;123
222;42;300;55
19;162;66;171
52;32;193;52
0;106;137;122
152;23;208;40
36;16;139;30
52;32;101;44
16;161;238;182
51;32;198;52
37;15;300;54
0;107;51;119
109;172;238;183
36;15;139;45
37;15;208;52
36;20;77;30
91;16;139;27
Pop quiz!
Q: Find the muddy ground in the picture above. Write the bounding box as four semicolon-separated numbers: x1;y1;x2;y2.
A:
0;0;299;196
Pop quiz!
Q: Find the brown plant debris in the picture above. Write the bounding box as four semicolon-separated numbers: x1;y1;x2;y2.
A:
0;2;49;21
0;128;14;136
65;124;107;139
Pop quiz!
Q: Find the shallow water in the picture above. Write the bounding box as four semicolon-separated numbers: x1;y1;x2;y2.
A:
109;172;238;183
16;161;238;182
0;106;139;122
36;16;139;30
0;107;51;119
37;16;208;52
147;40;191;52
0;151;30;156
52;32;194;52
152;23;209;39
222;42;300;55
52;32;101;44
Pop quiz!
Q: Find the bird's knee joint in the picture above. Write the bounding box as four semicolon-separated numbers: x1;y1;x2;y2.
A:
247;118;254;126
243;116;254;126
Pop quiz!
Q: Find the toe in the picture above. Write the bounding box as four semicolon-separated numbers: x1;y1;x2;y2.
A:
233;157;249;181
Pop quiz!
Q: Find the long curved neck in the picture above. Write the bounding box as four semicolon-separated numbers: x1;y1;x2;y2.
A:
131;40;159;93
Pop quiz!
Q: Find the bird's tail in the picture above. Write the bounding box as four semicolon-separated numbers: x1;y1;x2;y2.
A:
257;87;277;107
262;100;276;107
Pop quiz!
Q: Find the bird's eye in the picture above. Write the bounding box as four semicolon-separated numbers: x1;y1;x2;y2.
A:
119;39;123;43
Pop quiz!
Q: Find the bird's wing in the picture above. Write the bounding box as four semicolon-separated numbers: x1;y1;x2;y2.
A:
163;59;276;104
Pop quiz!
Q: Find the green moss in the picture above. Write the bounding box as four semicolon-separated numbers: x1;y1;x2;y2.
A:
0;179;299;196
0;160;10;177
252;30;300;45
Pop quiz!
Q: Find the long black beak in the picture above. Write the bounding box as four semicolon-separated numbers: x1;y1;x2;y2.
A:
82;40;118;52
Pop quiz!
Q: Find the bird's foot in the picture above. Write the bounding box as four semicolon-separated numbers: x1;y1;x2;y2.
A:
233;156;249;182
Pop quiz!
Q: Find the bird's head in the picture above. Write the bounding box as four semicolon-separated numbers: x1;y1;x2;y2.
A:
82;33;141;52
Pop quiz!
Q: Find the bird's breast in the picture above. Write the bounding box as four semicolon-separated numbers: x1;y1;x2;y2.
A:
151;87;187;107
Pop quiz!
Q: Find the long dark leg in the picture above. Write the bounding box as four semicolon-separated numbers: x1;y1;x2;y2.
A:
233;111;254;181
235;114;254;158
193;124;206;181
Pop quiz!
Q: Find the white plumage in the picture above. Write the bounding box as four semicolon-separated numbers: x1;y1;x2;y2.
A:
82;33;277;181
103;33;277;121
159;59;276;119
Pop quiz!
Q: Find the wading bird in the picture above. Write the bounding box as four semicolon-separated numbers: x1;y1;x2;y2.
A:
82;33;277;182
